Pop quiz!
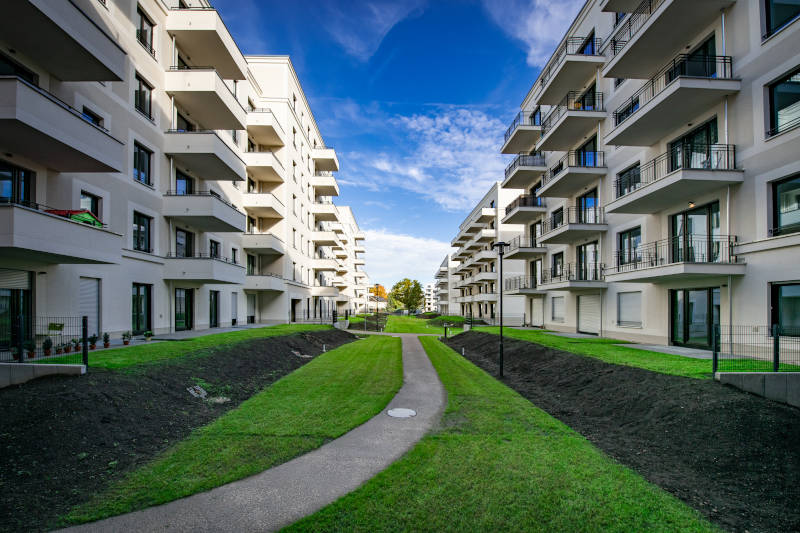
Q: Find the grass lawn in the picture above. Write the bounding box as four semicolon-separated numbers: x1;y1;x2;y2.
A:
46;324;332;370
285;338;717;533
384;315;462;335
474;327;714;379
62;335;403;526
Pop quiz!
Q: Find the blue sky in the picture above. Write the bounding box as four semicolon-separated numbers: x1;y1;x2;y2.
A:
214;0;583;287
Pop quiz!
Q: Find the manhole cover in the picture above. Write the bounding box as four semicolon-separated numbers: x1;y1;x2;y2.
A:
387;408;416;418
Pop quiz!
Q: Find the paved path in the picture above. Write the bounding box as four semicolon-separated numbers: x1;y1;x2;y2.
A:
64;334;445;533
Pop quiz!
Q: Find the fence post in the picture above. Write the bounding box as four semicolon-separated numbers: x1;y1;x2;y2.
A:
773;323;780;373
82;316;89;369
712;324;719;374
15;314;23;363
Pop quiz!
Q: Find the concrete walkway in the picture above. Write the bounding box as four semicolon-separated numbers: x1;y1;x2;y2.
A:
64;334;445;533
621;343;713;360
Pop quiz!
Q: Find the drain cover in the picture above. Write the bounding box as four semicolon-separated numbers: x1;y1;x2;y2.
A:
387;408;416;418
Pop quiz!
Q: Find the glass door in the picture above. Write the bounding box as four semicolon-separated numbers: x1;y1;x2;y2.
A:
577;241;599;281
671;287;720;348
175;288;194;331
578;189;598;223
131;283;151;335
671;201;720;264
209;291;219;328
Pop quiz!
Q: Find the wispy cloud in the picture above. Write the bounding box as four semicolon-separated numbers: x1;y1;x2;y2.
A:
315;0;427;61
212;0;270;54
482;0;584;67
363;228;450;286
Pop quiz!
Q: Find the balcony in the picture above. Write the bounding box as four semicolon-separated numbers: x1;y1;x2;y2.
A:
539;207;608;245
312;147;339;172
311;172;340;196
246;108;285;146
162;191;246;232
536;92;605;152
336;263;348;275
354;245;366;254
603;0;736;79
0;77;123;172
243;150;284;182
354;231;366;241
311;231;338;246
472;249;497;263
164;254;245;284
605;55;740;146
244;273;285;292
504;234;548;260
312;257;338;271
474;293;498;303
603;235;746;283
2;0;125;81
473;271;498;284
600;0;642;11
538;37;605;105
0;201;121;264
606;145;743;214
504;275;547;295
334;248;348;259
311;286;339;297
354;258;366;266
310;201;339;221
540;263;607;291
501;112;543;154
241;233;284;255
333;277;348;289
164;130;246;181
538;151;607;198
166;67;246;130
166;7;248;79
473;228;496;244
241;193;284;218
502;153;547;189
502;195;547;224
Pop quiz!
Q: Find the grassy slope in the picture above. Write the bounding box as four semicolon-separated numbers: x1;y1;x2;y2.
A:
285;338;717;532
384;315;462;335
47;324;332;369
475;327;713;379
63;335;403;525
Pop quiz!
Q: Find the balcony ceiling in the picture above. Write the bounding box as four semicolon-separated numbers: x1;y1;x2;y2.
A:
605;262;746;283
538;167;607;198
538;55;606;105
500;126;542;155
536;111;605;152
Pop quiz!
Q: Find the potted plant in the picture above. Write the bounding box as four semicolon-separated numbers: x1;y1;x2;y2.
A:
42;337;53;357
72;338;81;352
23;340;35;359
11;347;19;361
55;343;63;355
102;332;110;349
88;334;98;350
122;331;132;346
143;330;153;342
64;340;73;353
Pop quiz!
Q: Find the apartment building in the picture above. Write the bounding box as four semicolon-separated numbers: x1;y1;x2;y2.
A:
423;282;436;312
496;0;800;346
433;254;459;315
450;183;526;325
0;0;368;340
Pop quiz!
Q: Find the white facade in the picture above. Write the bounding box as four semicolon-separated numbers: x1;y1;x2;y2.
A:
433;255;459;315
424;282;436;312
0;0;368;338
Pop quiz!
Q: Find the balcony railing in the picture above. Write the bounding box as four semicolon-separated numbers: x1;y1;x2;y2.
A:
542;262;604;284
541;151;606;187
505;275;541;291
604;235;739;275
0;199;108;228
247;107;286;135
541;207;605;234
614;144;736;199
136;30;156;57
508;234;541;251
506;194;545;212
539;37;604;88
504;112;542;143
166;252;240;265
168;66;244;106
605;0;668;57
541;91;605;134
505;153;546;178
165;190;241;212
613;54;733;127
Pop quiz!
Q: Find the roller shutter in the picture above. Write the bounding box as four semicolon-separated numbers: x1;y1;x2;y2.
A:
247;293;256;323
530;297;544;327
79;277;100;336
0;269;30;289
578;294;601;335
231;292;238;325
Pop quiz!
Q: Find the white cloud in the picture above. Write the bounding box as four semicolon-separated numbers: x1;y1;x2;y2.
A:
362;228;451;287
482;0;584;67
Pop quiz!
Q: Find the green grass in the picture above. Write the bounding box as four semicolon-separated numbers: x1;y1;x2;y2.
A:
285;338;717;533
63;335;403;526
384;315;462;335
474;327;714;379
45;324;332;369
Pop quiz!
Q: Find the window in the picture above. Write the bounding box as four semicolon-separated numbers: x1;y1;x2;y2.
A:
175;171;194;195
80;191;100;219
578;32;596;55
176;112;195;132
132;212;152;252
575;136;597;167
231;248;238;264
0;52;38;85
131;283;152;335
671;201;721;263
765;0;800;38
552;252;564;277
577;83;598;110
618;292;642;327
768;67;800;137
134;74;153;118
136;7;155;56
772;174;800;235
772;283;800;331
618;227;642;265
292;261;297;281
247;216;257;233
82;107;103;128
552;296;565;323
209;240;220;259
616;163;641;197
578;189;599;223
0;161;33;204
175;229;194;257
614;12;625;27
247;254;256;276
577;242;599;281
616;96;639;125
133;142;152;185
293;228;297;248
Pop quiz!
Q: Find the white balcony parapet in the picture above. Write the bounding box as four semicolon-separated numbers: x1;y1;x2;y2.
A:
162;191;246;232
166;67;247;130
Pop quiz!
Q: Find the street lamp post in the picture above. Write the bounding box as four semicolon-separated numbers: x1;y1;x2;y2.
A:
492;241;508;378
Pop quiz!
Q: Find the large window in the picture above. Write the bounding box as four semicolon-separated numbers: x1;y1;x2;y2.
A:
618;292;642;327
0;161;33;205
131;283;151;335
175;171;194;195
618;227;642;265
768;67;800;137
132;211;152;252
136;7;155;55
671;201;721;263
552;252;564;277
773;174;800;235
772;283;800;331
133;142;152;185
669;119;718;172
765;0;800;38
134;74;153;118
616;163;641;197
80;191;100;219
578;188;599;223
175;229;194;258
0;52;37;85
577;241;599;281
209;240;220;259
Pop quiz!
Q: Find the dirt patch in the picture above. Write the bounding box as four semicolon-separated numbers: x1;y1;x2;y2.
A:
0;329;355;533
445;331;800;533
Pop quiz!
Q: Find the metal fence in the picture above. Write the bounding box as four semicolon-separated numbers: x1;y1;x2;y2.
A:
357;312;388;332
713;325;800;373
0;316;88;365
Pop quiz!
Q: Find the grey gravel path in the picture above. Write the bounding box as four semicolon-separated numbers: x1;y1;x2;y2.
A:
63;334;445;533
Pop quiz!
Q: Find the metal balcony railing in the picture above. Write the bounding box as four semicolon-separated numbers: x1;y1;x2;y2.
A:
0;199;108;228
166;252;241;265
506;194;545;213
505;275;541;291
541;151;606;187
541;91;605;135
604;235;740;275
613;54;734;127
614;144;736;199
541;207;605;234
508;234;541;251
605;0;668;57
505;153;547;178
504;112;542;143
541;262;604;284
165;189;242;213
539;37;604;88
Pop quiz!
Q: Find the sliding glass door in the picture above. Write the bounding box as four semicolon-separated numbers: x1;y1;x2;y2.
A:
671;288;720;348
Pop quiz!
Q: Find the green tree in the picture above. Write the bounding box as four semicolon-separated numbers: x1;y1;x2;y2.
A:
390;279;424;312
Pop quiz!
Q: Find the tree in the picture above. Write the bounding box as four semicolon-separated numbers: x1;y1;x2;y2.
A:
390;279;424;313
369;284;388;299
